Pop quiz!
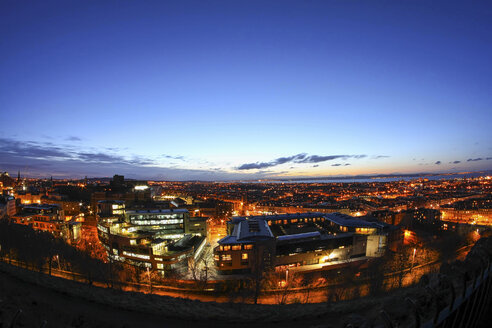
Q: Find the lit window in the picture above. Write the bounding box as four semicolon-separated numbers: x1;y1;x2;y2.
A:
244;244;253;250
223;245;231;251
241;253;248;260
232;245;241;250
222;254;232;261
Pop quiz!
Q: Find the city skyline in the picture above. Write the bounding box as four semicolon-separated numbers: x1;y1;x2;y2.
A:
1;1;492;180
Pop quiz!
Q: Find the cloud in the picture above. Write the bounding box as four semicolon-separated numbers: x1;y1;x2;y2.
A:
435;161;441;165
237;153;306;170
467;158;483;162
344;163;351;166
0;137;278;180
449;161;461;164
312;165;319;167
78;152;124;163
163;154;185;160
66;136;82;141
331;163;342;167
237;154;366;170
487;157;492;160
0;138;72;159
374;155;390;159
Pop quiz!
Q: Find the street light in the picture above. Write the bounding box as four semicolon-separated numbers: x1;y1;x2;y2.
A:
146;267;152;294
410;248;416;271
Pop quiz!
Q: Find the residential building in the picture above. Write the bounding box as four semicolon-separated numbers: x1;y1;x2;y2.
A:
10;204;81;242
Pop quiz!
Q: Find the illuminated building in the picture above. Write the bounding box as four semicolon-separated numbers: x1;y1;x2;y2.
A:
0;195;16;218
97;201;207;273
0;172;16;188
42;194;82;217
90;175;152;209
214;212;395;274
9;204;81;241
15;192;42;205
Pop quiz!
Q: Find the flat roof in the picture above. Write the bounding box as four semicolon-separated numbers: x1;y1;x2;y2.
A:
325;212;383;228
23;204;61;210
276;231;321;242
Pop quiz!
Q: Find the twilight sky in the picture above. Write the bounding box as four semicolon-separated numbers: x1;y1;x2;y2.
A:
1;0;491;180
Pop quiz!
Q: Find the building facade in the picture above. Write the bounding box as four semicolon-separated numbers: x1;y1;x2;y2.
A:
214;212;396;274
9;204;81;242
96;201;207;273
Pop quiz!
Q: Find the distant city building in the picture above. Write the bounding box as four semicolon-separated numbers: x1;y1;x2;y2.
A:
96;201;207;273
15;192;42;205
0;172;16;188
10;204;81;242
214;212;398;274
0;195;16;219
42;193;82;217
440;196;492;226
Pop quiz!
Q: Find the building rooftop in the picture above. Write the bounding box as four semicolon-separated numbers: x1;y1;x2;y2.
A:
276;231;321;242
219;212;387;245
325;212;384;228
231;212;326;223
126;208;188;214
97;200;125;204
23;204;61;211
237;218;274;241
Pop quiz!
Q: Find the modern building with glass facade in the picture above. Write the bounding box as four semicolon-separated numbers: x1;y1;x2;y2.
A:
97;201;207;273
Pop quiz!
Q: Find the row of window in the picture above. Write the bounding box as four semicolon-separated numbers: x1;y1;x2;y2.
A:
33;222;57;230
215;253;249;261
267;217;325;225
130;219;183;225
355;227;376;234
129;214;184;220
218;244;253;251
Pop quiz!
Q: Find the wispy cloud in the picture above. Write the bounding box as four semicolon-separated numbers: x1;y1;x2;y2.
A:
467;158;483;162
0;137;269;180
237;154;367;170
449;160;461;164
163;154;185;160
435;161;441;165
65;136;82;141
0;138;72;159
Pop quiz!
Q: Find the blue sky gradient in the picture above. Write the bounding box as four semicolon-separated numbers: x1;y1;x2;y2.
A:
1;1;491;179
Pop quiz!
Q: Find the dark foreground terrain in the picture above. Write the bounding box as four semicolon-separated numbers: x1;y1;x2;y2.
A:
1;235;492;328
